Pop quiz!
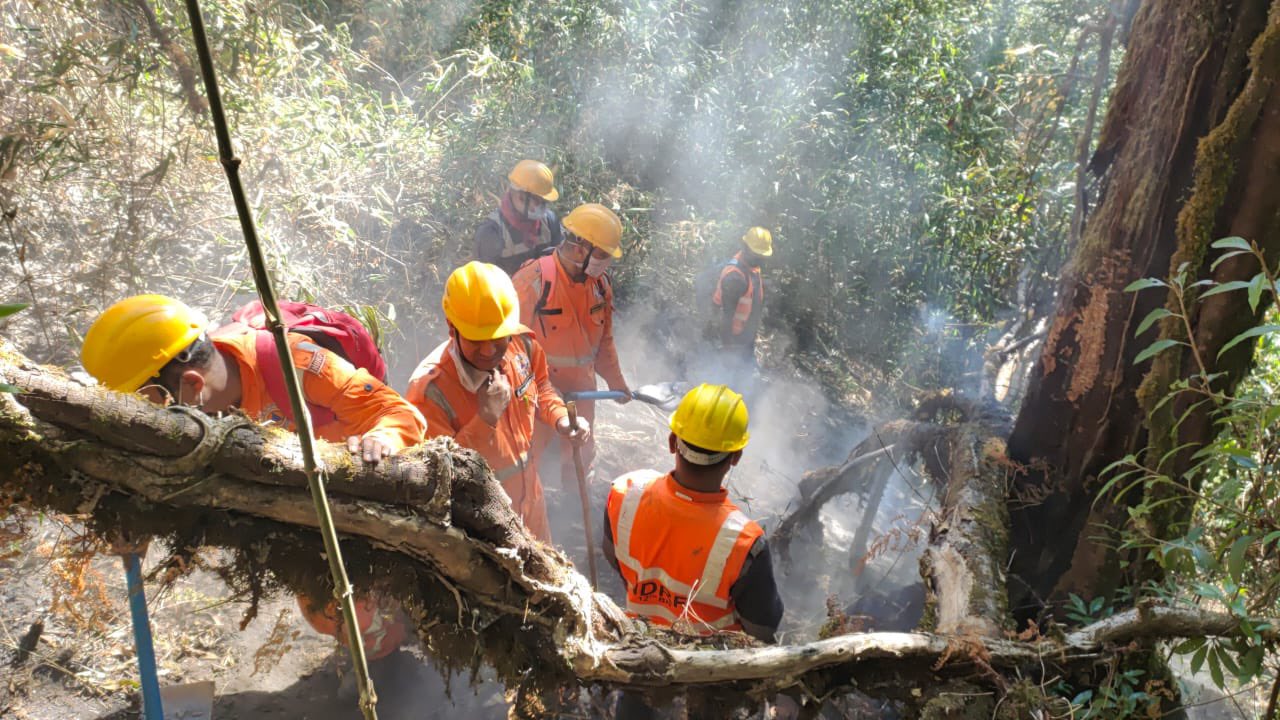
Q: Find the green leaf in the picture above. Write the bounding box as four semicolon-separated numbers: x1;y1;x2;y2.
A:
1227;453;1258;470
1191;643;1208;674
1208;648;1225;689
1218;324;1280;359
1249;272;1268;311
0;303;28;319
1199;280;1253;299
1262;530;1280;547
1173;637;1205;654
1226;535;1254;583
1135;308;1174;337
0;383;20;394
1241;645;1265;679
1218;647;1241;678
1134;339;1186;364
1210;250;1250;271
1125;278;1167;292
1211;236;1253;251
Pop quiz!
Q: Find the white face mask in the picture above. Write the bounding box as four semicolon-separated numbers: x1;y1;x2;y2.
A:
585;255;612;278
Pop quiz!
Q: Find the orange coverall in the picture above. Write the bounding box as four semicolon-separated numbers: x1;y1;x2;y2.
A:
404;334;567;542
213;326;426;451
511;254;627;487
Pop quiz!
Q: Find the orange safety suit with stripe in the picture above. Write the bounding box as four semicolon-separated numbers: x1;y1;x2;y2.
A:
211;325;426;451
605;470;765;633
512;254;627;486
404;334;567;542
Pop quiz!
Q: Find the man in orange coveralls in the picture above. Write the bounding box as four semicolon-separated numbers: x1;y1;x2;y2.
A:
406;261;589;542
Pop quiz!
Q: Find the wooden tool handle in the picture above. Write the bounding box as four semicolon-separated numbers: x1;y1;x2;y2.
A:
566;401;598;587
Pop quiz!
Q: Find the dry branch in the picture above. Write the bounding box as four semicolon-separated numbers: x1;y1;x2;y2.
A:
0;342;1264;712
771;420;946;564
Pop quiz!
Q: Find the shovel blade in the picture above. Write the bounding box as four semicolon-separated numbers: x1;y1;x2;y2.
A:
632;382;690;411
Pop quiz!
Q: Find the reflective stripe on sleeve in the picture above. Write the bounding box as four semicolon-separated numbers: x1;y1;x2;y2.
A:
492;451;530;481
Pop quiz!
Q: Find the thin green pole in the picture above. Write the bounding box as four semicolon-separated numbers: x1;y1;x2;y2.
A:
180;2;378;717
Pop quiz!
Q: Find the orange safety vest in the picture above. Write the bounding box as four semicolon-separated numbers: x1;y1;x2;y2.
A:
711;254;763;337
512;253;625;390
606;470;764;633
405;334;566;541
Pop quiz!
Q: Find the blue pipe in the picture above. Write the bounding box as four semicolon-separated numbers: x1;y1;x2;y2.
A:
123;554;165;720
562;389;630;402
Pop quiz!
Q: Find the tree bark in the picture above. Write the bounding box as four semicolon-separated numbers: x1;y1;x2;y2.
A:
2;343;1268;713
1006;0;1280;618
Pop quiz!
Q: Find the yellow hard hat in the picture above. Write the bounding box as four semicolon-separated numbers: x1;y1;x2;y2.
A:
669;383;750;453
508;159;559;202
442;261;532;341
81;294;206;393
742;227;773;257
562;203;623;258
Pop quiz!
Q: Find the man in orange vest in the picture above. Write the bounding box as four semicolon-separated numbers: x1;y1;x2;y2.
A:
81;294;427;661
511;203;631;488
604;384;786;719
474;159;564;275
406;261;589;543
603;383;783;640
713;226;772;359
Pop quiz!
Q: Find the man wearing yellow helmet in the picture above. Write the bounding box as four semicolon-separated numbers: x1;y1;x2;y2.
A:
406;261;588;542
474;159;564;275
511;203;631;491
80;294;426;464
603;384;782;640
713;226;772;355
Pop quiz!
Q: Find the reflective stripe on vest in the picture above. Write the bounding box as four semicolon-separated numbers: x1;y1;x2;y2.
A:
624;601;740;630
711;261;760;337
492;450;529;481
490;210;551;259
545;352;595;368
610;473;760;633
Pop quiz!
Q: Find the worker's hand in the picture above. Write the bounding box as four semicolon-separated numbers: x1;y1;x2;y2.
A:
477;372;512;427
348;434;394;465
611;386;632;404
556;415;591;445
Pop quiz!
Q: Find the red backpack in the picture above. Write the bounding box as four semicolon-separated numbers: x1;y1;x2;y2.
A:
230;300;388;427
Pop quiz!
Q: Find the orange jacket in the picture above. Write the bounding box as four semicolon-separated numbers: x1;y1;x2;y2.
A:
512;254;626;391
404;334;567;542
606;470;764;633
212;326;426;452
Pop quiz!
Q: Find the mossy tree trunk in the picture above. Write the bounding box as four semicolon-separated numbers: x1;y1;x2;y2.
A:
1006;0;1280;618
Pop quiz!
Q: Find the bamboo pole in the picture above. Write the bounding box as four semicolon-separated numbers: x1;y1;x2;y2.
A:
179;3;378;717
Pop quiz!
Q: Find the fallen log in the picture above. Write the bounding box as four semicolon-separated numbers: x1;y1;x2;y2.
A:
0;342;1264;715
